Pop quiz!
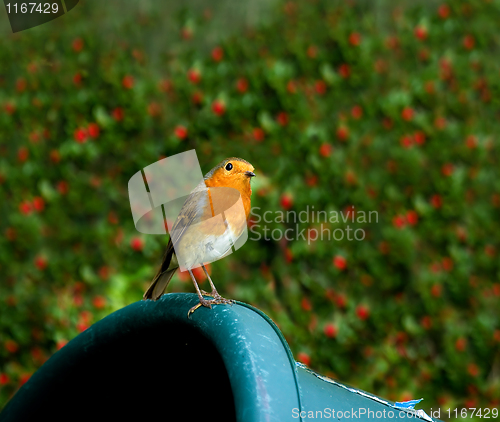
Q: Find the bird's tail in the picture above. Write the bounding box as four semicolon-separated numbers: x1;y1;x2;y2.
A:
143;242;179;300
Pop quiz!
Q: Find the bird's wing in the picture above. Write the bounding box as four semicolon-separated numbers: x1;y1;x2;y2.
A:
168;180;211;248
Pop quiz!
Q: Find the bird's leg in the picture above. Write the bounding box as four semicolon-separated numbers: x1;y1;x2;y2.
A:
201;264;234;305
187;266;235;317
188;269;214;317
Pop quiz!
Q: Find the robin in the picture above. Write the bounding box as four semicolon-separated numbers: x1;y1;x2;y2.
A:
143;157;255;316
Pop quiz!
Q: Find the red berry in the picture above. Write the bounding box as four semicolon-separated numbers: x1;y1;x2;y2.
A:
349;32;361;46
287;80;297;94
324;323;337;338
18;147;29;162
431;194;443;208
335;293;347;308
438;4;450;19
485;245;495;257
0;373;10;385
441;163;454;177
98;266;110;280
5;340;19;353
5;227;16;241
343;205;355;220
336;126;349;141
419;48;430;61
393;215;406;229
455;337;467;352
435;116;447;130
253;127;265;142
356;305;370;320
401;107;414;121
159;79;172;92
400;135;413;149
431;284;442;297
425;81;435;94
351;105;363;119
276;112;289;126
386;36;399;49
72;38;84;52
421;316;432;330
19;201;32;215
187;69;201;84
307;45;318;58
74;128;88;143
382;118;393;130
211;46;224;62
280;193;293;210
301;297;312;311
236;78;248;93
73;294;83;307
92;296;106;309
19;374;31;386
414;25;428;40
333;255;347;270
174;125;188;140
16;78;27;92
466;135;477;149
4;102;16;114
339;63;350;78
306;175;318;186
87;123;100;138
122;75;134;89
79;310;92;323
413;131;426;145
467;363;479;377
181;27;193;40
56;339;68;350
147;102;161;117
211;100;226;116
57;181;69;195
314;80;327;95
29;131;40;143
131;237;144;251
373;59;387;75
33;196;45;212
297;352;311;366
112;107;124;121
430;262;441;273
192;91;203;105
72;73;82;85
406;210;418;225
463;35;475;50
35;256;47;270
319;143;332;157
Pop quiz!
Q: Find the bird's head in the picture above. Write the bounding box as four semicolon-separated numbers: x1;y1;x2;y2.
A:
204;157;255;194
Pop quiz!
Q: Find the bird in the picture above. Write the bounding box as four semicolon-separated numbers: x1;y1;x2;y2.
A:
143;157;255;316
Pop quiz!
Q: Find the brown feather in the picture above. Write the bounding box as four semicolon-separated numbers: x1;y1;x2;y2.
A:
143;239;177;300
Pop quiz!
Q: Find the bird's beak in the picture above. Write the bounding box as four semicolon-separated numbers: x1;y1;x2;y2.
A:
245;171;256;178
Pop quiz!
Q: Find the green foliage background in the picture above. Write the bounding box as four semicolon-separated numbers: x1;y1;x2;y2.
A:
1;0;499;417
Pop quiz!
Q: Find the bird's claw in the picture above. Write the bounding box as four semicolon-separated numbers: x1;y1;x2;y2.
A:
187;295;235;318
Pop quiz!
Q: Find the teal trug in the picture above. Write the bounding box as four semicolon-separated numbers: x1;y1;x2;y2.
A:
0;293;438;422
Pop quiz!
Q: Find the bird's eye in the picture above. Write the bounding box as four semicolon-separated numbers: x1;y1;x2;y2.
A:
225;163;233;171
